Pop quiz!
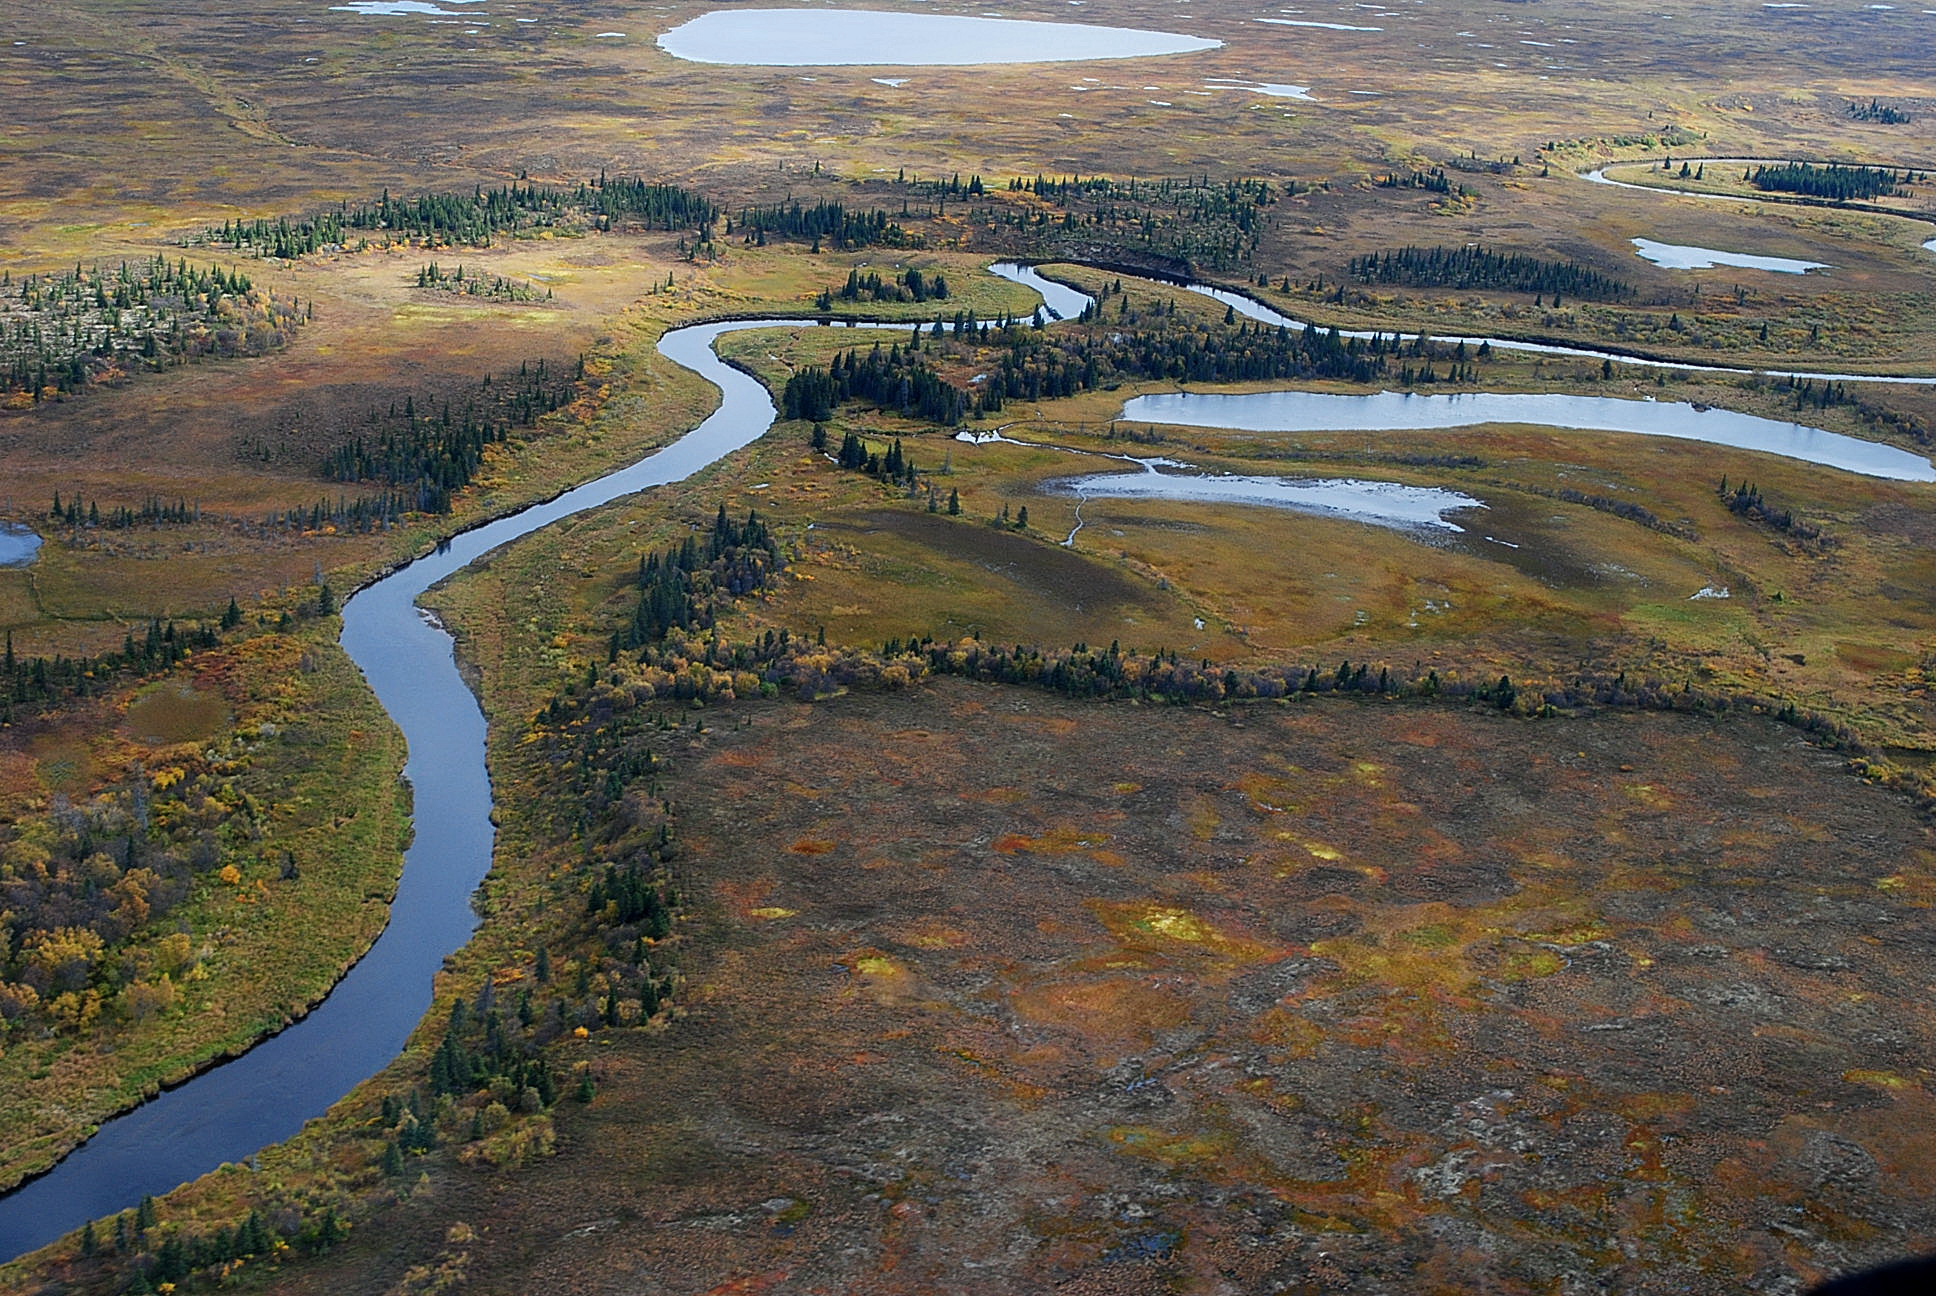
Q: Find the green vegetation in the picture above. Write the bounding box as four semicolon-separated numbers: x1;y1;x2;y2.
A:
321;357;580;513
1716;475;1826;545
203;179;718;257
615;506;784;652
1377;167;1459;195
414;262;549;303
0;627;408;1193
830;266;951;305
1848;98;1912;125
5;620;223;717
780;294;1489;429
975;174;1279;271
1747;160;1916;201
1347;244;1635;300
46;494;200;531
781;340;970;424
728;200;910;250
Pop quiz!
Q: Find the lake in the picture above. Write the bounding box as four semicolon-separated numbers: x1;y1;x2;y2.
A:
657;8;1221;66
1049;468;1483;532
1119;389;1936;481
1631;238;1828;274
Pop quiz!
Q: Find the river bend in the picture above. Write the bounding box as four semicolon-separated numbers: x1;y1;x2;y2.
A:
4;257;1933;1259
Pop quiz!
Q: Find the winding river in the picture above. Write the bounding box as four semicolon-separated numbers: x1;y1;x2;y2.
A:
0;313;826;1260
2;257;1932;1259
1581;161;1936;258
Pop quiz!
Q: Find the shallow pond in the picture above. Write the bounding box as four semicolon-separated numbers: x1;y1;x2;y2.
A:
1631;237;1828;274
1256;17;1384;30
330;0;482;14
657;8;1221;65
1119;389;1936;481
124;681;230;746
0;524;42;567
1050;467;1483;532
1204;77;1314;100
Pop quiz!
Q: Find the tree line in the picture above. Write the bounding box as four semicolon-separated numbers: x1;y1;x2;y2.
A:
727;200;910;250
3;619;222;719
1747;161;1917;201
775;307;1496;429
203;177;718;258
1717;476;1825;545
828;266;951;305
1347;244;1634;301
1378;169;1457;195
816;427;924;495
415;262;549;303
48;493;201;530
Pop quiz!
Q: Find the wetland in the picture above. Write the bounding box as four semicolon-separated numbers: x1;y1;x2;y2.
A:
4;0;1936;1290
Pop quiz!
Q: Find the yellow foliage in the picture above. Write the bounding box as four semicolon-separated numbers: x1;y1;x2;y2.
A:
23;926;105;988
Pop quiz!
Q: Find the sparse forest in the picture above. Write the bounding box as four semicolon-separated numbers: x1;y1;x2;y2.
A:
202;178;718;258
1847;98;1912;124
1;259;302;402
321;357;581;513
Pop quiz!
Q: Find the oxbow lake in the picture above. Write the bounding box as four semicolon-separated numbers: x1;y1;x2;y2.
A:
1049;469;1484;532
1119;389;1936;481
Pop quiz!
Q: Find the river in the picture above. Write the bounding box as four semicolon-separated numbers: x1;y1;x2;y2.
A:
2;257;1931;1259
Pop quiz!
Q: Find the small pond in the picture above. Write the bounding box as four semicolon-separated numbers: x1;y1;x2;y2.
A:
657;8;1221;66
0;523;42;567
330;0;483;14
1256;17;1384;30
1632;238;1827;274
1205;77;1314;100
1050;468;1483;532
1118;389;1936;481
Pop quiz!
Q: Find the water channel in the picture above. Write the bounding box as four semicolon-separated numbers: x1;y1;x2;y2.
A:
2;257;1932;1258
1120;389;1935;480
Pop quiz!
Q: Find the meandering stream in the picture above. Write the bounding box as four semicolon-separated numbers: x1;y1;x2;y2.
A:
2;256;1931;1259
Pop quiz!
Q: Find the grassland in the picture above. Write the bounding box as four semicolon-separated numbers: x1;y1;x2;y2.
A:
2;0;1936;1289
